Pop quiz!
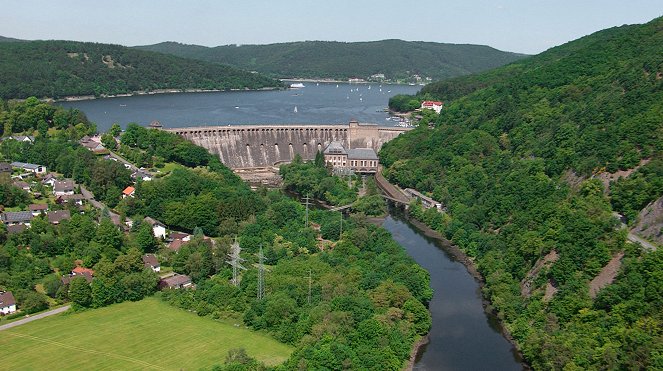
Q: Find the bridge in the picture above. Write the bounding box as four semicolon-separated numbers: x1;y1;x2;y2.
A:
166;120;412;169
375;169;410;206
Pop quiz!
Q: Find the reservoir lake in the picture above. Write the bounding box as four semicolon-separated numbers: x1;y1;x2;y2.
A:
59;82;420;132
61;82;524;370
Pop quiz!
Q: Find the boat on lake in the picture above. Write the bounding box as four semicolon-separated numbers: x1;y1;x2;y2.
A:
290;83;305;89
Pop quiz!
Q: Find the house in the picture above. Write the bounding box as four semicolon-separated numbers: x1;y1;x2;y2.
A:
10;161;46;175
79;136;106;153
0;162;12;173
41;173;58;187
6;224;27;235
10;135;35;144
168;238;186;252
0;291;17;315
144;217;166;239
53;180;75;196
142;254;160;272
12;180;31;192
1;211;33;226
420;100;444;114
169;232;191;242
72;266;95;276
47;210;71;225
122;186;135;198
56;194;85;206
131;170;152;182
159;274;194;290
404;188;444;211
28;203;48;216
62;266;94;285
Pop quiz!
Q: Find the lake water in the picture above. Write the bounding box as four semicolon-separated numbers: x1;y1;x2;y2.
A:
58;82;420;132
383;210;524;371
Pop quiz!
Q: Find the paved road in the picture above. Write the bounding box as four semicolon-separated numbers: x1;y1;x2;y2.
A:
613;212;658;251
0;305;71;331
108;151;138;172
80;185;124;228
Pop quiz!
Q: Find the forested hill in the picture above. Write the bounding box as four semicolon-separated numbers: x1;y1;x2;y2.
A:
0;40;282;100
380;17;663;369
135;40;527;81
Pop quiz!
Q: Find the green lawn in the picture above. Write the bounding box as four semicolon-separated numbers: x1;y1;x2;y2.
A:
0;297;293;370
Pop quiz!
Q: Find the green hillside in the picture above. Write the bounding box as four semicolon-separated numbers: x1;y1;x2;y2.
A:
136;39;527;81
0;40;282;100
380;17;663;369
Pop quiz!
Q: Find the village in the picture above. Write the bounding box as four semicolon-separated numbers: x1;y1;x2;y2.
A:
0;134;201;316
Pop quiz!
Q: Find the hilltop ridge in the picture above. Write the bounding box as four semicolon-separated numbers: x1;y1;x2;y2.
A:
0;40;282;100
135;39;527;82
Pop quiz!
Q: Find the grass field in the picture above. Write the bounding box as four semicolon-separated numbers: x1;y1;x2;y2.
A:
0;297;293;370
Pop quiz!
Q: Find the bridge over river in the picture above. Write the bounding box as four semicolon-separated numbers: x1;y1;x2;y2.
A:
166;120;411;169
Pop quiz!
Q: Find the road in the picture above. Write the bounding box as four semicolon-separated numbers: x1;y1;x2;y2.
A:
613;212;658;251
80;185;124;228
108;151;138;172
0;305;71;331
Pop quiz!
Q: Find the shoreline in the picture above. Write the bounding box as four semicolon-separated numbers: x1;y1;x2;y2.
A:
402;213;528;369
39;86;283;103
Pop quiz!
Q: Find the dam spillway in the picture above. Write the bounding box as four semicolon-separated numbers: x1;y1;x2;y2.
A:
166;120;412;169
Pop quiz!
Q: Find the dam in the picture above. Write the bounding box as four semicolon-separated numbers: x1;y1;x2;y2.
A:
166;120;412;169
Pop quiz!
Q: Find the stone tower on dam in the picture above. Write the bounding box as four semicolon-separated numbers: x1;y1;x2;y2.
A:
166;120;411;169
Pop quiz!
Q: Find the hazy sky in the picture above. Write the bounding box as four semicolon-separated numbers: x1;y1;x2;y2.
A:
1;1;661;54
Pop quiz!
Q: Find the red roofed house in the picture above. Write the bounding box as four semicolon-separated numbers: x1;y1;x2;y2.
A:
421;101;444;114
122;186;135;198
0;291;17;315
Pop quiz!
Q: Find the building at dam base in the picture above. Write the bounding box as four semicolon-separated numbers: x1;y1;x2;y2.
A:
166;120;412;169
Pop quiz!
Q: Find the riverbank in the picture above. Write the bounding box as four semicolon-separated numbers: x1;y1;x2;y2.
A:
399;211;528;369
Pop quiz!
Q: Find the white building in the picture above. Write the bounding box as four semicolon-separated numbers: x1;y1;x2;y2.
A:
420;100;444;114
144;217;167;239
0;291;17;315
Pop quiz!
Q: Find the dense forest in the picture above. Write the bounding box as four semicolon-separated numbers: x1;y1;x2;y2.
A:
0;40;282;99
136;39;526;81
380;17;663;369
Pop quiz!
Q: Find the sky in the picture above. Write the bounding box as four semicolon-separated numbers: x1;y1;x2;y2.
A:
1;1;662;54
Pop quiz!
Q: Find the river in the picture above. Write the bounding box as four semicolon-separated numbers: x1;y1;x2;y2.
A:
58;82;420;132
382;209;523;370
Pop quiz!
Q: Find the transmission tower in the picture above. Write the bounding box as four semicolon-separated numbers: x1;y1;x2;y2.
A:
226;238;246;287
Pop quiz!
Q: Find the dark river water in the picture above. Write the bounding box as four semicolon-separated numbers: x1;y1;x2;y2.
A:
383;210;524;370
58;82;420;131
61;83;523;369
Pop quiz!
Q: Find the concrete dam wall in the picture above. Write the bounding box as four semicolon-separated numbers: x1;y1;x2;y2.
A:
166;121;411;169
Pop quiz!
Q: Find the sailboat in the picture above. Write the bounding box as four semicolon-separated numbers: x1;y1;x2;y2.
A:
294;106;298;113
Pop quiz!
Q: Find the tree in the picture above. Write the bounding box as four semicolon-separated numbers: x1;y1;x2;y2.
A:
68;276;92;307
101;133;117;150
109;123;122;137
135;222;159;253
